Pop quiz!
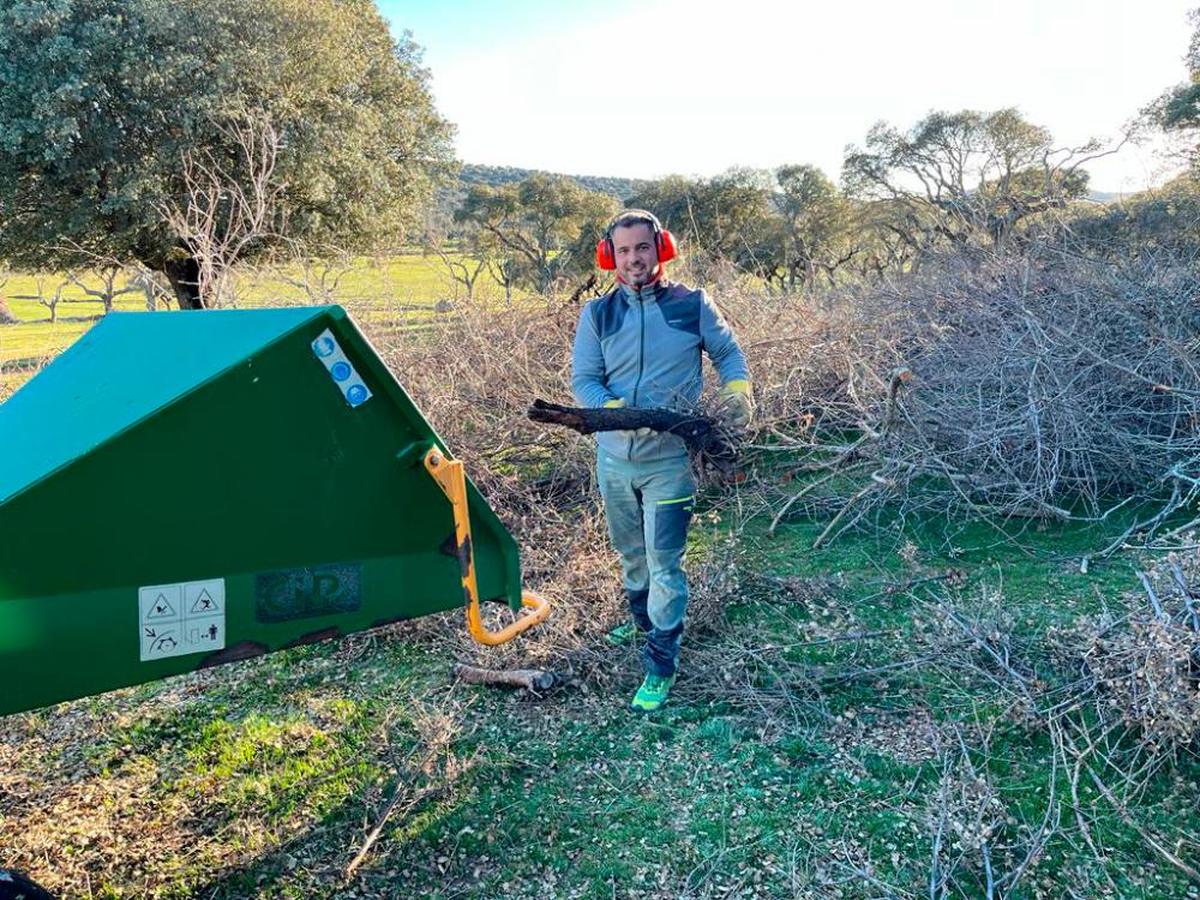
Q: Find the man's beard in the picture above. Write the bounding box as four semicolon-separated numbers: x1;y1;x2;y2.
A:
624;264;656;287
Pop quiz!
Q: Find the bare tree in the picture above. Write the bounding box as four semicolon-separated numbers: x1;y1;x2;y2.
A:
0;263;16;324
159;110;287;308
66;265;142;314
487;256;520;306
33;273;67;323
431;244;488;302
125;265;173;311
271;253;354;306
421;218;490;302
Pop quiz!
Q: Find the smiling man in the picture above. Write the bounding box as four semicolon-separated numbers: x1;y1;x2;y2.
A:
571;209;753;712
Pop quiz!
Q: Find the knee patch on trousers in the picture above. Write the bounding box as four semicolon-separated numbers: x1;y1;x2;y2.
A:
654;496;694;551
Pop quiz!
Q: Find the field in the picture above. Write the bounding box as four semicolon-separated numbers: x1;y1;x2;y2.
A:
0;253;513;399
2;261;1198;898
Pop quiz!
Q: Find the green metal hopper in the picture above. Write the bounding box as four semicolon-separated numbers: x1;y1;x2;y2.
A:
0;306;546;717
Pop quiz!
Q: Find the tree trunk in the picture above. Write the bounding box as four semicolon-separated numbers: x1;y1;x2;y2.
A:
161;256;205;310
0;293;16;325
567;272;598;306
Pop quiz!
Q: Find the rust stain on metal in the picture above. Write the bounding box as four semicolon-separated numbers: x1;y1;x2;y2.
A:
282;627;341;648
438;531;472;578
199;641;268;669
456;535;472;579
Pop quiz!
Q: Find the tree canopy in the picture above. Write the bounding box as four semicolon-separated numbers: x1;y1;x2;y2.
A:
455;174;618;294
627;167;856;288
1148;7;1200;174
843;108;1093;252
0;0;454;307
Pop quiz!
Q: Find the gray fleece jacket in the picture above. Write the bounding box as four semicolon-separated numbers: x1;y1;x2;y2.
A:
571;279;750;461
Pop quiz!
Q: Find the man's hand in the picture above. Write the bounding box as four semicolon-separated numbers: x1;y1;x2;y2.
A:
718;379;754;429
603;397;653;437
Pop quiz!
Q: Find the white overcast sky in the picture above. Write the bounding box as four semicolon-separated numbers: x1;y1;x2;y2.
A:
382;0;1197;193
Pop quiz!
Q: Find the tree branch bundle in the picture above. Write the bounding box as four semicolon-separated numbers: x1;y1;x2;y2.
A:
527;398;738;465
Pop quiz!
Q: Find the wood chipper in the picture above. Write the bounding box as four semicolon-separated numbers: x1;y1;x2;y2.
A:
0;306;549;717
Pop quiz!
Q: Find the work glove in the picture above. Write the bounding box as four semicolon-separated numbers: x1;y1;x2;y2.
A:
718;379;754;430
603;397;653;438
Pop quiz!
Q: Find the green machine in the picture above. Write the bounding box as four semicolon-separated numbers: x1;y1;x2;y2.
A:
0;306;549;716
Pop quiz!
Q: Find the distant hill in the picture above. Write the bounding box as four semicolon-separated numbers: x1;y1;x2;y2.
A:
433;166;1132;228
432;164;646;225
459;164;647;202
454;166;1130;206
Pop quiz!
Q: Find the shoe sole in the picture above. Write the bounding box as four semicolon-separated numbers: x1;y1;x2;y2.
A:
629;701;666;712
629;693;672;712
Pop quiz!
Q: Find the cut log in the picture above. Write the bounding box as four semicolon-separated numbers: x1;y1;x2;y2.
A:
454;664;556;692
527;398;737;464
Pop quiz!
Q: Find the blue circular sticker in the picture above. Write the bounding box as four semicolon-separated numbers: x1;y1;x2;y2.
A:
313;336;335;358
330;361;352;382
346;384;368;406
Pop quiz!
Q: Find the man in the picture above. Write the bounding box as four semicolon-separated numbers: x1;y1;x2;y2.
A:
571;209;752;712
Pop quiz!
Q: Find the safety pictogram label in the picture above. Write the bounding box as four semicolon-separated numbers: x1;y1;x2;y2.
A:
190;587;221;615
138;578;226;661
311;328;373;408
143;589;179;622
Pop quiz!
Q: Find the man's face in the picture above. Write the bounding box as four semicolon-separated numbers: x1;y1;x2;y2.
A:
611;222;659;287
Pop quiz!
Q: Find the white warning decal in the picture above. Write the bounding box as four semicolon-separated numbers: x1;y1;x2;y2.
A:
190;587;220;615
144;590;178;621
138;578;226;662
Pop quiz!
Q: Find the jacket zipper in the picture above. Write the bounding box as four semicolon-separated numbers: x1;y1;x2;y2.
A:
629;295;645;461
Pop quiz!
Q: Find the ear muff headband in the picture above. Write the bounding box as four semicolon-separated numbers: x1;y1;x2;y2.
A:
595;211;678;270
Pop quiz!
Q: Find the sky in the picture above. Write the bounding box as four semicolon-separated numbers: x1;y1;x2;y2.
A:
381;0;1197;194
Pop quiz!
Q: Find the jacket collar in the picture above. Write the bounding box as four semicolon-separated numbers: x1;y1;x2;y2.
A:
617;276;668;303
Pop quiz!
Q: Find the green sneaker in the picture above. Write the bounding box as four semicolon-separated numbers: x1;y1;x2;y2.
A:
629;673;676;712
605;620;642;646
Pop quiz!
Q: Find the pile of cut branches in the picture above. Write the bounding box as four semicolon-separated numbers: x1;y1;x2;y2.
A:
735;247;1200;548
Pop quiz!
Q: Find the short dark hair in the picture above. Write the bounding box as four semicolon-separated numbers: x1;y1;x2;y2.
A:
607;209;661;236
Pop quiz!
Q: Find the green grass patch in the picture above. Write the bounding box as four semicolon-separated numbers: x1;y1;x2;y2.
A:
3;266;1198;896
0;253;523;398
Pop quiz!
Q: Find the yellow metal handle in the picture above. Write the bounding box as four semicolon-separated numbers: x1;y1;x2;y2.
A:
422;447;551;646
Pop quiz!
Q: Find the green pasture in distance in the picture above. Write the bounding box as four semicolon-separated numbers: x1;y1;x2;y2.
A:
229;250;514;312
0;252;516;399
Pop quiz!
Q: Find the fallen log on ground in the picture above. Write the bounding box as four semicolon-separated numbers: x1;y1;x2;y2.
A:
453;664;557;692
527;399;737;465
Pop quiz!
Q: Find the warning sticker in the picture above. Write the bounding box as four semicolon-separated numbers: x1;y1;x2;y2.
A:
144;589;179;622
138;578;226;662
311;328;373;408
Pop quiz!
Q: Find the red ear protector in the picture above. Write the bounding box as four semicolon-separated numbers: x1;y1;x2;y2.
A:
595;210;678;270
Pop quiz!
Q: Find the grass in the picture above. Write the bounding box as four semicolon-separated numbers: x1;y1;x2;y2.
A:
0;253;517;398
3;504;1196;897
2;262;1199;896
